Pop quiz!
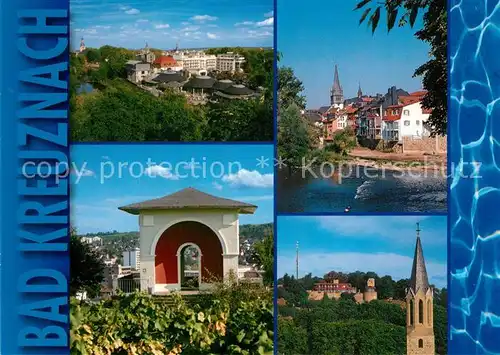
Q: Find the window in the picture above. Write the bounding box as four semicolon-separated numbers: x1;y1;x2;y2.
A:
416;120;420;125
419;299;424;324
404;109;410;115
409;300;414;325
427;300;432;326
418;339;424;348
404;120;410;126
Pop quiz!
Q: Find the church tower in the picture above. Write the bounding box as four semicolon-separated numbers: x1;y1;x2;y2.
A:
79;38;86;53
357;82;363;98
406;223;435;355
330;64;344;109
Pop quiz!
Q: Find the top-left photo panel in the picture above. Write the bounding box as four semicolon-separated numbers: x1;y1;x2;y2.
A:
70;0;274;142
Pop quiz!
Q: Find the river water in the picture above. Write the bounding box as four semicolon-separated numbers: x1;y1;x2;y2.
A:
277;165;447;213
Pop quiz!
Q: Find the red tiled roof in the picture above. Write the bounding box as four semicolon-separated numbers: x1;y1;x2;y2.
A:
409;90;427;97
154;55;177;67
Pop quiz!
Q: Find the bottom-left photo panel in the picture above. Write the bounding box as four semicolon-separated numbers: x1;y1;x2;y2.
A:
69;143;274;354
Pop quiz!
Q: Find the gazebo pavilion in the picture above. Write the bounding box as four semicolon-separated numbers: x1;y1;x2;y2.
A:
118;187;257;294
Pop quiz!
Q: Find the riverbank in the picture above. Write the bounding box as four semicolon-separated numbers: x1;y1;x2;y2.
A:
347;147;446;174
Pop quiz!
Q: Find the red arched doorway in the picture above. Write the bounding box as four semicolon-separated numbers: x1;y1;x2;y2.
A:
154;221;224;286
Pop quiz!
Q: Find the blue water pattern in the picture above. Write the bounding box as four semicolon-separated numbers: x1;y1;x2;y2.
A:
449;0;500;353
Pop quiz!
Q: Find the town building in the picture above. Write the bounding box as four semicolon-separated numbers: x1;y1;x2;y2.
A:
118;187;257;294
382;91;432;142
153;55;182;72
406;224;435;355
126;60;152;83
216;52;245;72
80;236;103;246
123;248;140;270
136;42;156;63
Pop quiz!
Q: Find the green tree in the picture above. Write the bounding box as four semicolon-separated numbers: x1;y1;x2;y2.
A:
252;232;274;285
70;229;105;298
278;104;311;170
356;0;447;135
278;318;309;355
85;48;101;62
278;67;306;110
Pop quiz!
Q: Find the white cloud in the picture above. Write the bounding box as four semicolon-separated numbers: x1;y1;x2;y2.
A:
95;25;111;29
155;23;170;29
181;26;200;32
181;21;190;25
125;8;140;15
206;32;218;39
264;10;274;17
136;19;149;23
212;182;223;191
256;17;273;27
144;165;179;180
222;169;273;188
246;30;273;38
191;15;218;22
235;21;254;26
278;251;447;287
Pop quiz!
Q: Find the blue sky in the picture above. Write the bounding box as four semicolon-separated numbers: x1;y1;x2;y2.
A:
278;0;430;108
70;144;274;234
71;0;273;50
277;216;447;288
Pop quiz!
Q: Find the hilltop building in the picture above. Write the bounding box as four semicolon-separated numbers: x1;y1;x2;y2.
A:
308;278;377;303
406;224;435;355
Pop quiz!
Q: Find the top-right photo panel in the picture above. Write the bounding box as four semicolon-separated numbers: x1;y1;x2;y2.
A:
277;0;447;214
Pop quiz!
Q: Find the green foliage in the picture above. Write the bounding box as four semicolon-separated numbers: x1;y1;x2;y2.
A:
278;318;308;355
71;79;206;141
310;320;405;355
70;46;273;142
252;233;274;285
324;128;357;156
70;230;105;298
278;67;306;110
355;0;447;135
203;97;273;141
278;104;311;169
71;284;273;354
278;270;448;354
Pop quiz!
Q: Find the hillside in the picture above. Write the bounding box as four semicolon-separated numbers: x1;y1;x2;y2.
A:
78;223;273;264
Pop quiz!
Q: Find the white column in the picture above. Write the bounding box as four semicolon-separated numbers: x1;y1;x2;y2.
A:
222;253;239;281
140;255;155;292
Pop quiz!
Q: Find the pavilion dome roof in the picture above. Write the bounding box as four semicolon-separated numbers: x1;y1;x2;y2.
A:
118;187;257;215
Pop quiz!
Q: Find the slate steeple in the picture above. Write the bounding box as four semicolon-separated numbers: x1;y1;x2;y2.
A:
409;222;430;294
330;64;344;107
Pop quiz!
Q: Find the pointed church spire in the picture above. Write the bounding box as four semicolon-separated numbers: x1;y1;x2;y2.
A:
333;64;342;91
409;222;430;293
330;64;344;107
357;82;363;98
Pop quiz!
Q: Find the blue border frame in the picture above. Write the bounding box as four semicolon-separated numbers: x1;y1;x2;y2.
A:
1;1;70;353
448;0;500;353
273;0;278;352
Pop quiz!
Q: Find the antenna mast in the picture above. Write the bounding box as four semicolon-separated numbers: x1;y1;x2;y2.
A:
295;241;299;279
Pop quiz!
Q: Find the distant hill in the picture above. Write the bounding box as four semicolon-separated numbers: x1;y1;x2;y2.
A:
78;223;273;264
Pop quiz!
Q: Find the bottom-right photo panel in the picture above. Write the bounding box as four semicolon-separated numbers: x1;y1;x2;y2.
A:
277;215;447;355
